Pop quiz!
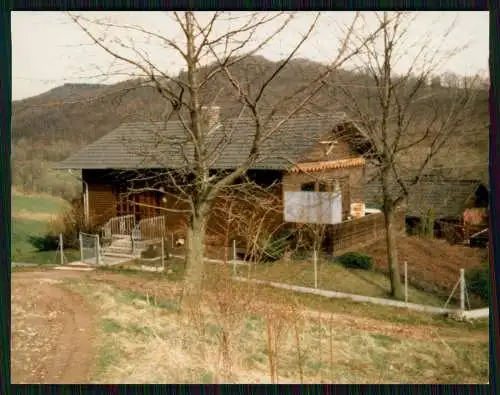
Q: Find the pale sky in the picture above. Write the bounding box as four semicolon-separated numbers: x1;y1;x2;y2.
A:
12;11;489;101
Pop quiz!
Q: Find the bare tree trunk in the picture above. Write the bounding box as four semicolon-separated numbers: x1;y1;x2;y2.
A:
183;212;207;307
384;205;404;300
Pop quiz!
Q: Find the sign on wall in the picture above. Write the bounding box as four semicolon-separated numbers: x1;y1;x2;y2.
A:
284;192;342;225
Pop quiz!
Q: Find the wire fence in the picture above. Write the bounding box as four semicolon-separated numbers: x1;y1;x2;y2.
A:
79;232;101;265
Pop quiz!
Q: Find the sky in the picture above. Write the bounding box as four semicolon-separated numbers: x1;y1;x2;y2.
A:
11;11;489;101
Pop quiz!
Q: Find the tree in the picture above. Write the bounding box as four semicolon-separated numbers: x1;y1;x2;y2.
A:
326;12;483;299
69;11;390;307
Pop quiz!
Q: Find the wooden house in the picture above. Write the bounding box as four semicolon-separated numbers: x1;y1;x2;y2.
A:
57;109;372;250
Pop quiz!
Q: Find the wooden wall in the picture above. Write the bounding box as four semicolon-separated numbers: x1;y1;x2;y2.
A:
324;209;406;255
282;166;365;220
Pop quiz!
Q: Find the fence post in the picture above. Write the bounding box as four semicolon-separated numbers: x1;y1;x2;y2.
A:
161;238;165;271
171;233;174;249
404;261;408;305
96;234;101;265
460;268;465;311
313;249;318;289
232;239;237;276
131;233;135;254
59;233;64;266
79;233;84;263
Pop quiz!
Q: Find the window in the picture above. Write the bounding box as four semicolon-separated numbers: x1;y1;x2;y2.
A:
300;182;316;192
318;182;328;192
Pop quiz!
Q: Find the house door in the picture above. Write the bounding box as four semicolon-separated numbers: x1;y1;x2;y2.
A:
134;190;162;221
114;184;137;219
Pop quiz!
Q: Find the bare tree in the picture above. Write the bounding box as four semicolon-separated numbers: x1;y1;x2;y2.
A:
68;11;390;307
326;12;484;299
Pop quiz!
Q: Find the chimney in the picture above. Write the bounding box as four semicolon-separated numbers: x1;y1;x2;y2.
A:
201;106;220;131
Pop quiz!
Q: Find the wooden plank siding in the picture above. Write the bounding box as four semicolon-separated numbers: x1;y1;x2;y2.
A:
282;166;364;220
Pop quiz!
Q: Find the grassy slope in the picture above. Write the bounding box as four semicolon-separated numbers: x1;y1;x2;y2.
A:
236;260;449;307
11;191;79;264
61;271;488;384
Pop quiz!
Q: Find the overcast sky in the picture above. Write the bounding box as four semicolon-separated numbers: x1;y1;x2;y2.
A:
12;11;489;101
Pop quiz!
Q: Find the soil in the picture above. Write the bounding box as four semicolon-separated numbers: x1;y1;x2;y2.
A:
359;236;486;294
11;270;97;384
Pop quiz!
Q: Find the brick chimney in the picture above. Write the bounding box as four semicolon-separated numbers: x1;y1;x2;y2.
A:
201;106;220;131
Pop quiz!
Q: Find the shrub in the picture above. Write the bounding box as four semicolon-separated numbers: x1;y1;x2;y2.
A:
336;252;374;270
260;228;294;262
29;199;100;251
466;263;489;301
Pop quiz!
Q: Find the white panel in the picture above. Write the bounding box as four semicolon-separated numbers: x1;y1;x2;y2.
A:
284;192;342;225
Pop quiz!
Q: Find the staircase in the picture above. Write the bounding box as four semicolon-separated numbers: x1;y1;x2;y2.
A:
101;235;148;260
100;214;167;263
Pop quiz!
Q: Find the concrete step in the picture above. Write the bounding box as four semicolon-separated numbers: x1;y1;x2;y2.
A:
54;266;95;272
103;252;141;259
103;247;146;255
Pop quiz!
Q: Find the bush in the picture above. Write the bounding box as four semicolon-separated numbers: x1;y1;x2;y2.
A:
466;264;489;301
260;228;294;262
336;252;374;270
29;199;100;251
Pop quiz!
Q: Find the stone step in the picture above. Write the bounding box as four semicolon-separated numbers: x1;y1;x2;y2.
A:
103;252;141;259
104;246;146;253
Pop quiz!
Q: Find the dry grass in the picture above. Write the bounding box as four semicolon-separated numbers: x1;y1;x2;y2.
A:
238;259;448;307
62;269;489;384
12;210;58;222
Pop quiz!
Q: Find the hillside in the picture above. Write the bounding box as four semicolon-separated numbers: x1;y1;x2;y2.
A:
12;55;489;197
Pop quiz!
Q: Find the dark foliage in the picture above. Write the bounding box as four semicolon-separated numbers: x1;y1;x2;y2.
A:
336;252;374;270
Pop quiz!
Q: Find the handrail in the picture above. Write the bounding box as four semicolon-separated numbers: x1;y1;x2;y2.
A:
138;215;167;240
102;214;136;238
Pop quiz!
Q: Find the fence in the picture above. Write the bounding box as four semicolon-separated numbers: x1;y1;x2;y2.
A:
139;215;167;240
324;209;405;254
103;214;135;238
79;232;101;265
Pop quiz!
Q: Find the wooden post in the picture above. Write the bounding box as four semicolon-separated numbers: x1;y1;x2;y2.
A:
59;233;64;266
79;233;84;263
404;261;408;305
131;234;135;254
232;239;237;276
313;249;318;289
96;234;101;265
161;238;165;271
460;268;465;310
171;233;174;249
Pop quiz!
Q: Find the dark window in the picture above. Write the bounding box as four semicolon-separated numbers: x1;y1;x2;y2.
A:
301;182;316;192
318;182;328;192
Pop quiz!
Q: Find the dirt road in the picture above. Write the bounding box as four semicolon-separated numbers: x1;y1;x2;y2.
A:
11;270;97;384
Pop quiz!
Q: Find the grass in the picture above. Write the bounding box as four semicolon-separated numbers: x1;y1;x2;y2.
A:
11;191;76;264
234;259;450;308
61;277;488;384
112;255;451;308
93;260;488;330
12;190;69;214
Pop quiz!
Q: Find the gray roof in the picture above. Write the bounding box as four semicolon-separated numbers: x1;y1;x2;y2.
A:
365;176;483;218
57;115;347;171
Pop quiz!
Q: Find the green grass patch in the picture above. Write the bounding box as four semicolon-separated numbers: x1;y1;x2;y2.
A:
12;192;68;214
235;259;447;308
11;192;74;264
94;340;121;381
127;323;154;337
102;319;122;334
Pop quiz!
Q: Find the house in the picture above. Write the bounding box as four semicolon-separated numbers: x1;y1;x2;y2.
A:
364;172;488;242
57;108;374;255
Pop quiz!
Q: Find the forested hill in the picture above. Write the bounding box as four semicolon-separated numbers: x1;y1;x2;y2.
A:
12;55;489;197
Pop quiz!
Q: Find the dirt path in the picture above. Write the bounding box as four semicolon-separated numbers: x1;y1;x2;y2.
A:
11;270;97;384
